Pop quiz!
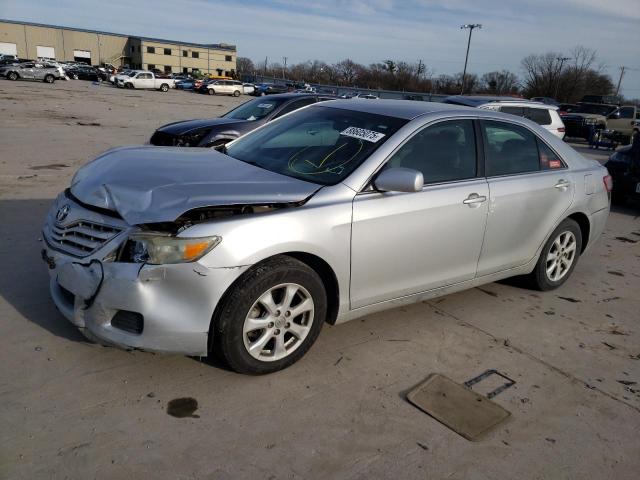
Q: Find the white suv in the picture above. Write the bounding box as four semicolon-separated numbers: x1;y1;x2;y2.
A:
444;96;566;139
206;80;243;97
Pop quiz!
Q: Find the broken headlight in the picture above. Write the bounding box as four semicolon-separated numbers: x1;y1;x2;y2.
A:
123;233;221;264
174;129;210;147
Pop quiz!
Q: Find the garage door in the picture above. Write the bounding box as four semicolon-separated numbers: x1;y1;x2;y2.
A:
0;42;17;56
36;46;55;59
73;50;91;65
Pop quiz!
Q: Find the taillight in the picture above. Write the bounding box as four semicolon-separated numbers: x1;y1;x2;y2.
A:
557;127;565;133
603;175;613;192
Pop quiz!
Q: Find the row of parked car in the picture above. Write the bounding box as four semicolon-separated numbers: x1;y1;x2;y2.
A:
0;54;114;83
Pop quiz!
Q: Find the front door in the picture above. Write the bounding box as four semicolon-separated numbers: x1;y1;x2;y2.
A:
350;119;489;308
476;120;574;276
607;107;636;137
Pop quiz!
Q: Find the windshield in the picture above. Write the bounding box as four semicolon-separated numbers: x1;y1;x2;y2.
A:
576;104;617;116
223;97;287;121
225;105;407;185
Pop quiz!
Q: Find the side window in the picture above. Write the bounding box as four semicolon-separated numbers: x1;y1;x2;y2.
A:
385;120;477;184
482;120;540;176
538;141;566;170
619;107;635;119
275;98;316;118
500;106;525;117
527;108;552;126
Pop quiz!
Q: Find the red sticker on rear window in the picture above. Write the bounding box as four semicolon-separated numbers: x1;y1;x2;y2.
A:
549;160;562;169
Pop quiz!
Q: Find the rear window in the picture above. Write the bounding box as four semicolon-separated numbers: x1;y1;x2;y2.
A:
527;108;552;126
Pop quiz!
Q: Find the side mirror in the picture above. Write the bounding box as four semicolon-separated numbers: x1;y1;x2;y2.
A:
374;167;424;193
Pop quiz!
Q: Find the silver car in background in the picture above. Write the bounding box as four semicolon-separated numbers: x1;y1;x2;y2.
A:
41;100;611;374
1;62;61;83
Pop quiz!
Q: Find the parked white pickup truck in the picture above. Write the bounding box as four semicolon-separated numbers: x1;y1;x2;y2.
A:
122;71;176;92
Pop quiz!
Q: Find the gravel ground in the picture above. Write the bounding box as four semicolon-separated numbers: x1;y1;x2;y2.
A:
0;79;639;480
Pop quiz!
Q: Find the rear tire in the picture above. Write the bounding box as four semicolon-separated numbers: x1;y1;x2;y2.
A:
7;71;18;81
212;256;327;374
160;83;169;92
526;218;582;291
233;90;240;97
207;88;215;95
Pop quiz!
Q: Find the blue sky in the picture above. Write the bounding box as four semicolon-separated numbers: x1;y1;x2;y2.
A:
3;0;639;97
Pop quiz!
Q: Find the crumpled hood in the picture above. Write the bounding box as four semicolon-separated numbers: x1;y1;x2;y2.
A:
158;117;247;135
70;146;321;225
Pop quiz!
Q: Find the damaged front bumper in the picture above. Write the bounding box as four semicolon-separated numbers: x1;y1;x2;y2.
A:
42;194;248;356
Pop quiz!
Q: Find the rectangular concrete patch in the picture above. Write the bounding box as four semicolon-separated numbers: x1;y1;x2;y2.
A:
407;373;511;441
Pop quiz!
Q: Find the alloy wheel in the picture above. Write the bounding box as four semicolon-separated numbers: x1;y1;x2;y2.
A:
242;283;314;362
545;231;577;282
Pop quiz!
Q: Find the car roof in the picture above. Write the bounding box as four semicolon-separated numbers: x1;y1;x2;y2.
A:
318;98;471;119
257;92;321;100
444;95;526;105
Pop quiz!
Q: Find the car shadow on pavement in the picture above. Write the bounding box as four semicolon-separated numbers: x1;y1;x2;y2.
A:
611;202;640;218
0;198;88;343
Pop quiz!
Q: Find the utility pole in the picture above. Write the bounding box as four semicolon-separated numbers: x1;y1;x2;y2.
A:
554;56;571;100
615;66;626;96
460;24;481;94
263;56;268;78
282;56;287;79
417;59;423;80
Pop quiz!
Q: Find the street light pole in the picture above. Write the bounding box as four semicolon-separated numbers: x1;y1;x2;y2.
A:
554;56;571;100
460;23;481;94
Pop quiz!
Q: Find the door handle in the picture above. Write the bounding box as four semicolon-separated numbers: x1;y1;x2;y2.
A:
554;179;571;190
463;193;487;207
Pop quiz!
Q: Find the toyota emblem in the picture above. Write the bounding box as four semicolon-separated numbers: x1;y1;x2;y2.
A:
56;204;70;223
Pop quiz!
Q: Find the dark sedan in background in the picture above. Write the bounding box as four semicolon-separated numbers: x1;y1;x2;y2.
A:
149;93;334;148
605;143;640;204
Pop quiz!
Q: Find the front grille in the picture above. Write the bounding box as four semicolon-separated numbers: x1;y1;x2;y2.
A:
150;130;177;146
47;220;122;257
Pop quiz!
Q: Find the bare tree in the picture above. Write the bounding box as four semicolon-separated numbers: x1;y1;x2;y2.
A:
235;57;255;78
480;70;520;94
334;59;361;85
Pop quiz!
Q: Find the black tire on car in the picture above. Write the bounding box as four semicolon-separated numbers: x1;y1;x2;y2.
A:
8;71;18;81
233;90;240;97
160;83;169;92
212;255;327;374
208;88;215;95
526;218;582;291
44;74;55;84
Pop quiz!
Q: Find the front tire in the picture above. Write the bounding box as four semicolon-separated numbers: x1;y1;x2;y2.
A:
527;218;582;291
207;88;215;95
233;90;240;97
7;72;18;81
213;256;327;374
44;74;55;84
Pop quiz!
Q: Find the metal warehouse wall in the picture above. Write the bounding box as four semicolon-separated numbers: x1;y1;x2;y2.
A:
0;20;236;73
0;21;128;65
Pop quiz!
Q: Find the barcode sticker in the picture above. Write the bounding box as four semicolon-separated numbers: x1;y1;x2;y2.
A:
340;126;386;143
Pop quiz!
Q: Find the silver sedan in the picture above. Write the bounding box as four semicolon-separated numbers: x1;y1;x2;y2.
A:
41;100;611;374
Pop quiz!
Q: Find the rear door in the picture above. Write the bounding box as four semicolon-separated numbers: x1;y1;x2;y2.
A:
476;120;574;276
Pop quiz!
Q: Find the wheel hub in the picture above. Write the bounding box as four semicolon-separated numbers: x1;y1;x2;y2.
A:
242;283;314;362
